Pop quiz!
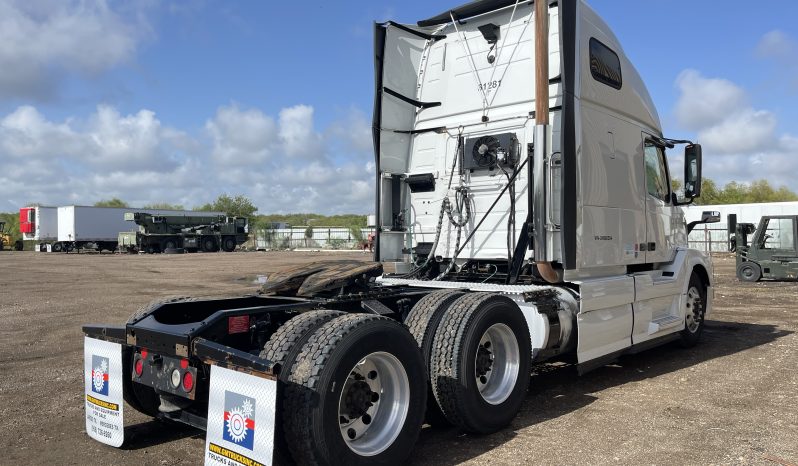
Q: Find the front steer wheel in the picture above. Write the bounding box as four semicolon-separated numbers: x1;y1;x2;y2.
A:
679;273;707;347
283;314;426;465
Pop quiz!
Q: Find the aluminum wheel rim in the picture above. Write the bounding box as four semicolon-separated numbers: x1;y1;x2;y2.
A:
685;286;702;333
338;351;409;456
475;323;520;405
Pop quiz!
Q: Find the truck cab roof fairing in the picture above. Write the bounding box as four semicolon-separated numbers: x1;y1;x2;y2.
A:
418;0;534;27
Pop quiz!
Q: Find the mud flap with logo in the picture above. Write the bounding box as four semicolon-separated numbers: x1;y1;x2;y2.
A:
84;336;125;447
204;365;277;466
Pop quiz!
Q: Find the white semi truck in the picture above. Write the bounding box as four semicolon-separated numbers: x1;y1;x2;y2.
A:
82;1;719;464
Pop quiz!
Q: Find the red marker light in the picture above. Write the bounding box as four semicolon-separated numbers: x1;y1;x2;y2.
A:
141;349;148;358
180;359;189;369
182;371;194;392
134;358;143;377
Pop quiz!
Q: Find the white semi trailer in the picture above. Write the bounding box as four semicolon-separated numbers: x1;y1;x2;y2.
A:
54;206;225;252
82;1;719;464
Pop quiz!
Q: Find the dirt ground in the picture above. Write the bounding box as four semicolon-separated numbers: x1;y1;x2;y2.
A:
0;251;795;465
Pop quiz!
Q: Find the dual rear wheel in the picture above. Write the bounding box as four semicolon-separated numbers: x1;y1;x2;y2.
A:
264;293;531;464
408;291;531;434
263;312;426;465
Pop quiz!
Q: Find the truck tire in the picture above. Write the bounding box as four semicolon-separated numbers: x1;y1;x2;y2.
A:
260;310;345;462
405;289;466;426
429;292;531;434
221;236;236;252
736;262;761;282
163;238;178;250
283;314;426;465
52;242;63;253
679;273;707;347
202;237;218;252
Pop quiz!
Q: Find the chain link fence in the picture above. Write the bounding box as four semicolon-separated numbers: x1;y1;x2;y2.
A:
251;227;376;250
688;225;731;253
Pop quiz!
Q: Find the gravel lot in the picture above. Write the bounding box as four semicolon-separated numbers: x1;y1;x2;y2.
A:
0;251;795;465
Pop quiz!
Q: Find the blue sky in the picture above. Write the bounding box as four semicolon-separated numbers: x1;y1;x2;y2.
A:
1;0;797;213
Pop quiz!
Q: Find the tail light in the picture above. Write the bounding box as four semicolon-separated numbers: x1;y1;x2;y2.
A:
134;358;143;377
170;369;181;388
182;371;194;392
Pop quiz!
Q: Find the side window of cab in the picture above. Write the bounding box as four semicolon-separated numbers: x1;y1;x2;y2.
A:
644;141;670;203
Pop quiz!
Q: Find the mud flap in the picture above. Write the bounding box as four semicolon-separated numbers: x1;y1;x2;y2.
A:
84;336;125;447
204;365;277;466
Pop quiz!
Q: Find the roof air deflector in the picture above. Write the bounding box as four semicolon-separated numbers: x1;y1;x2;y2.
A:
418;0;531;27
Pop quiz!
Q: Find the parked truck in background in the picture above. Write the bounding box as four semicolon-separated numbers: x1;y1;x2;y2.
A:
82;1;720;464
125;212;249;253
51;206;225;252
19;206;58;251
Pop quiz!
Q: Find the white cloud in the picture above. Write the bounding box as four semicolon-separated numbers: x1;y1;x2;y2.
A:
278;105;323;158
1;104;185;172
698;109;777;155
0;105;81;158
672;69;798;190
0;103;375;214
85;105;184;171
755;30;798;94
0;0;148;101
206;104;277;165
756;30;797;60
674;70;746;130
328;107;374;153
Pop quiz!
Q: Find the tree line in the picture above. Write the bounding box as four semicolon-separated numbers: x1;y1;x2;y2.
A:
5;180;796;244
669;178;798;205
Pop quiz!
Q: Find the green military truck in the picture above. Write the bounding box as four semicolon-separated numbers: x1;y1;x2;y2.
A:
124;212;249;253
734;215;798;281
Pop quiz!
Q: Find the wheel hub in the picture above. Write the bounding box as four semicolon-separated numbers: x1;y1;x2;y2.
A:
474;323;520;405
685;286;703;333
343;379;375;419
475;344;494;379
337;352;409;456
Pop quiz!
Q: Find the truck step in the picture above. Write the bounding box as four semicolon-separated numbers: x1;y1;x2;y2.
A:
647;315;682;335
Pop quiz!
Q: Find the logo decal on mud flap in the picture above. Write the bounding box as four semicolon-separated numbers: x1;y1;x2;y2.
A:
205;365;276;465
84;337;124;448
91;355;110;396
223;391;256;450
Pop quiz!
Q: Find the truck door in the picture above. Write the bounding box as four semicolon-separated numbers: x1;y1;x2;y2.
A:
642;139;673;264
